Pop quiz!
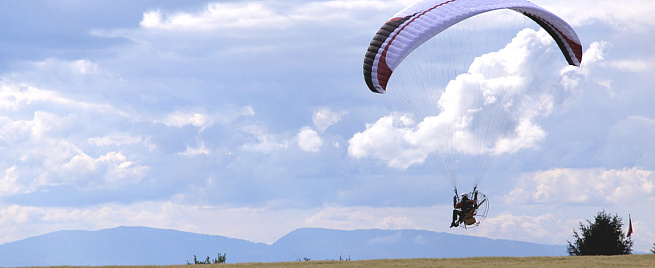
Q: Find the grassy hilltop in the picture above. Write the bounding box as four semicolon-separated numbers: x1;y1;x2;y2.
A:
25;255;655;268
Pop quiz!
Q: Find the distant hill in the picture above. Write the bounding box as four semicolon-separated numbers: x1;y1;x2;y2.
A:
0;226;566;266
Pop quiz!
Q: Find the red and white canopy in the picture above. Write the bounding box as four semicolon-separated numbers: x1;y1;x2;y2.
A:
363;0;583;93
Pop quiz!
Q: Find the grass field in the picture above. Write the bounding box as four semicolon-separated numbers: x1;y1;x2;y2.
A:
218;255;654;267
21;255;655;268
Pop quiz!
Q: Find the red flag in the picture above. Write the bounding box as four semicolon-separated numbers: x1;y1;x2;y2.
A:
627;215;633;237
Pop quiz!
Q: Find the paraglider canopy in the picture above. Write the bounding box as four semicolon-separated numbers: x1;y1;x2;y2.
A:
364;0;582;94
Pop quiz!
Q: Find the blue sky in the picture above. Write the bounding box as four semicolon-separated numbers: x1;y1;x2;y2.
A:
1;0;654;253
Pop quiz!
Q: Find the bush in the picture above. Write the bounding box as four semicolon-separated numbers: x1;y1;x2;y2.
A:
187;252;226;264
567;210;633;255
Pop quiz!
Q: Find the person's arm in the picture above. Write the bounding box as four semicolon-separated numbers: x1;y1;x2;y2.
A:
454;196;464;208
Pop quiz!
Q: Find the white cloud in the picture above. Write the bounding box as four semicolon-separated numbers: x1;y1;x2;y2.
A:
139;1;408;32
71;59;99;74
538;0;655;31
0;205;44;226
297;127;322;152
472;211;570;245
240;125;289;153
505;167;655;204
88;133;144;147
350;28;572;168
178;141;211;157
141;3;293;31
290;0;408;25
0;109;148;192
1;61;128;121
0;111;79;152
348;115;428;169
162;111;213;130
31;58;101;76
560;41;609;91
0;81;117;114
0;83;54;111
88;133;157;153
140;9;163;28
0;166;22;195
161;106;254;131
605;58;655;73
45;151;148;190
215;105;255;124
630;219;655;253
312;108;347;132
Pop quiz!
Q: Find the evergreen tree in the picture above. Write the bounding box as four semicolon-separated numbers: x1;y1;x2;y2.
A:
651;243;654;254
567;211;633;255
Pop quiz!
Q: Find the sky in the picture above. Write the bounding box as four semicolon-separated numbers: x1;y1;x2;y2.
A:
0;0;654;253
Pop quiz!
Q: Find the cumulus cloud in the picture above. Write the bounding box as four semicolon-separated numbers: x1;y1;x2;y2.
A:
29;58;100;76
312;108;347;132
473;211;570;245
605;58;655;73
88;133;158;154
0;112;81;165
214;105;255;125
348;115;428;169
162;111;213;130
0;91;149;193
58;151;148;188
0;81;118;114
505;167;655;204
349;28;570;168
240;124;289;153
541;0;655;31
141;3;293;31
297;127;322;152
560;41;609;90
178;142;211;157
161;106;255;131
0;167;22;195
139;1;407;32
88;133;146;147
0;83;57;111
70;59;99;75
0;205;44;226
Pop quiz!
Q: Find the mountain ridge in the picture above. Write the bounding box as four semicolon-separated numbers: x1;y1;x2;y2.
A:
0;226;566;266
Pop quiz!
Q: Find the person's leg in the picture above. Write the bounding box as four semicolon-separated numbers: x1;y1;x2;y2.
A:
450;210;458;227
456;210;465;224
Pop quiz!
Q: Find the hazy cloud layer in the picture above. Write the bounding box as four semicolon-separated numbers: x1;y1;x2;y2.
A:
506;167;655;204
